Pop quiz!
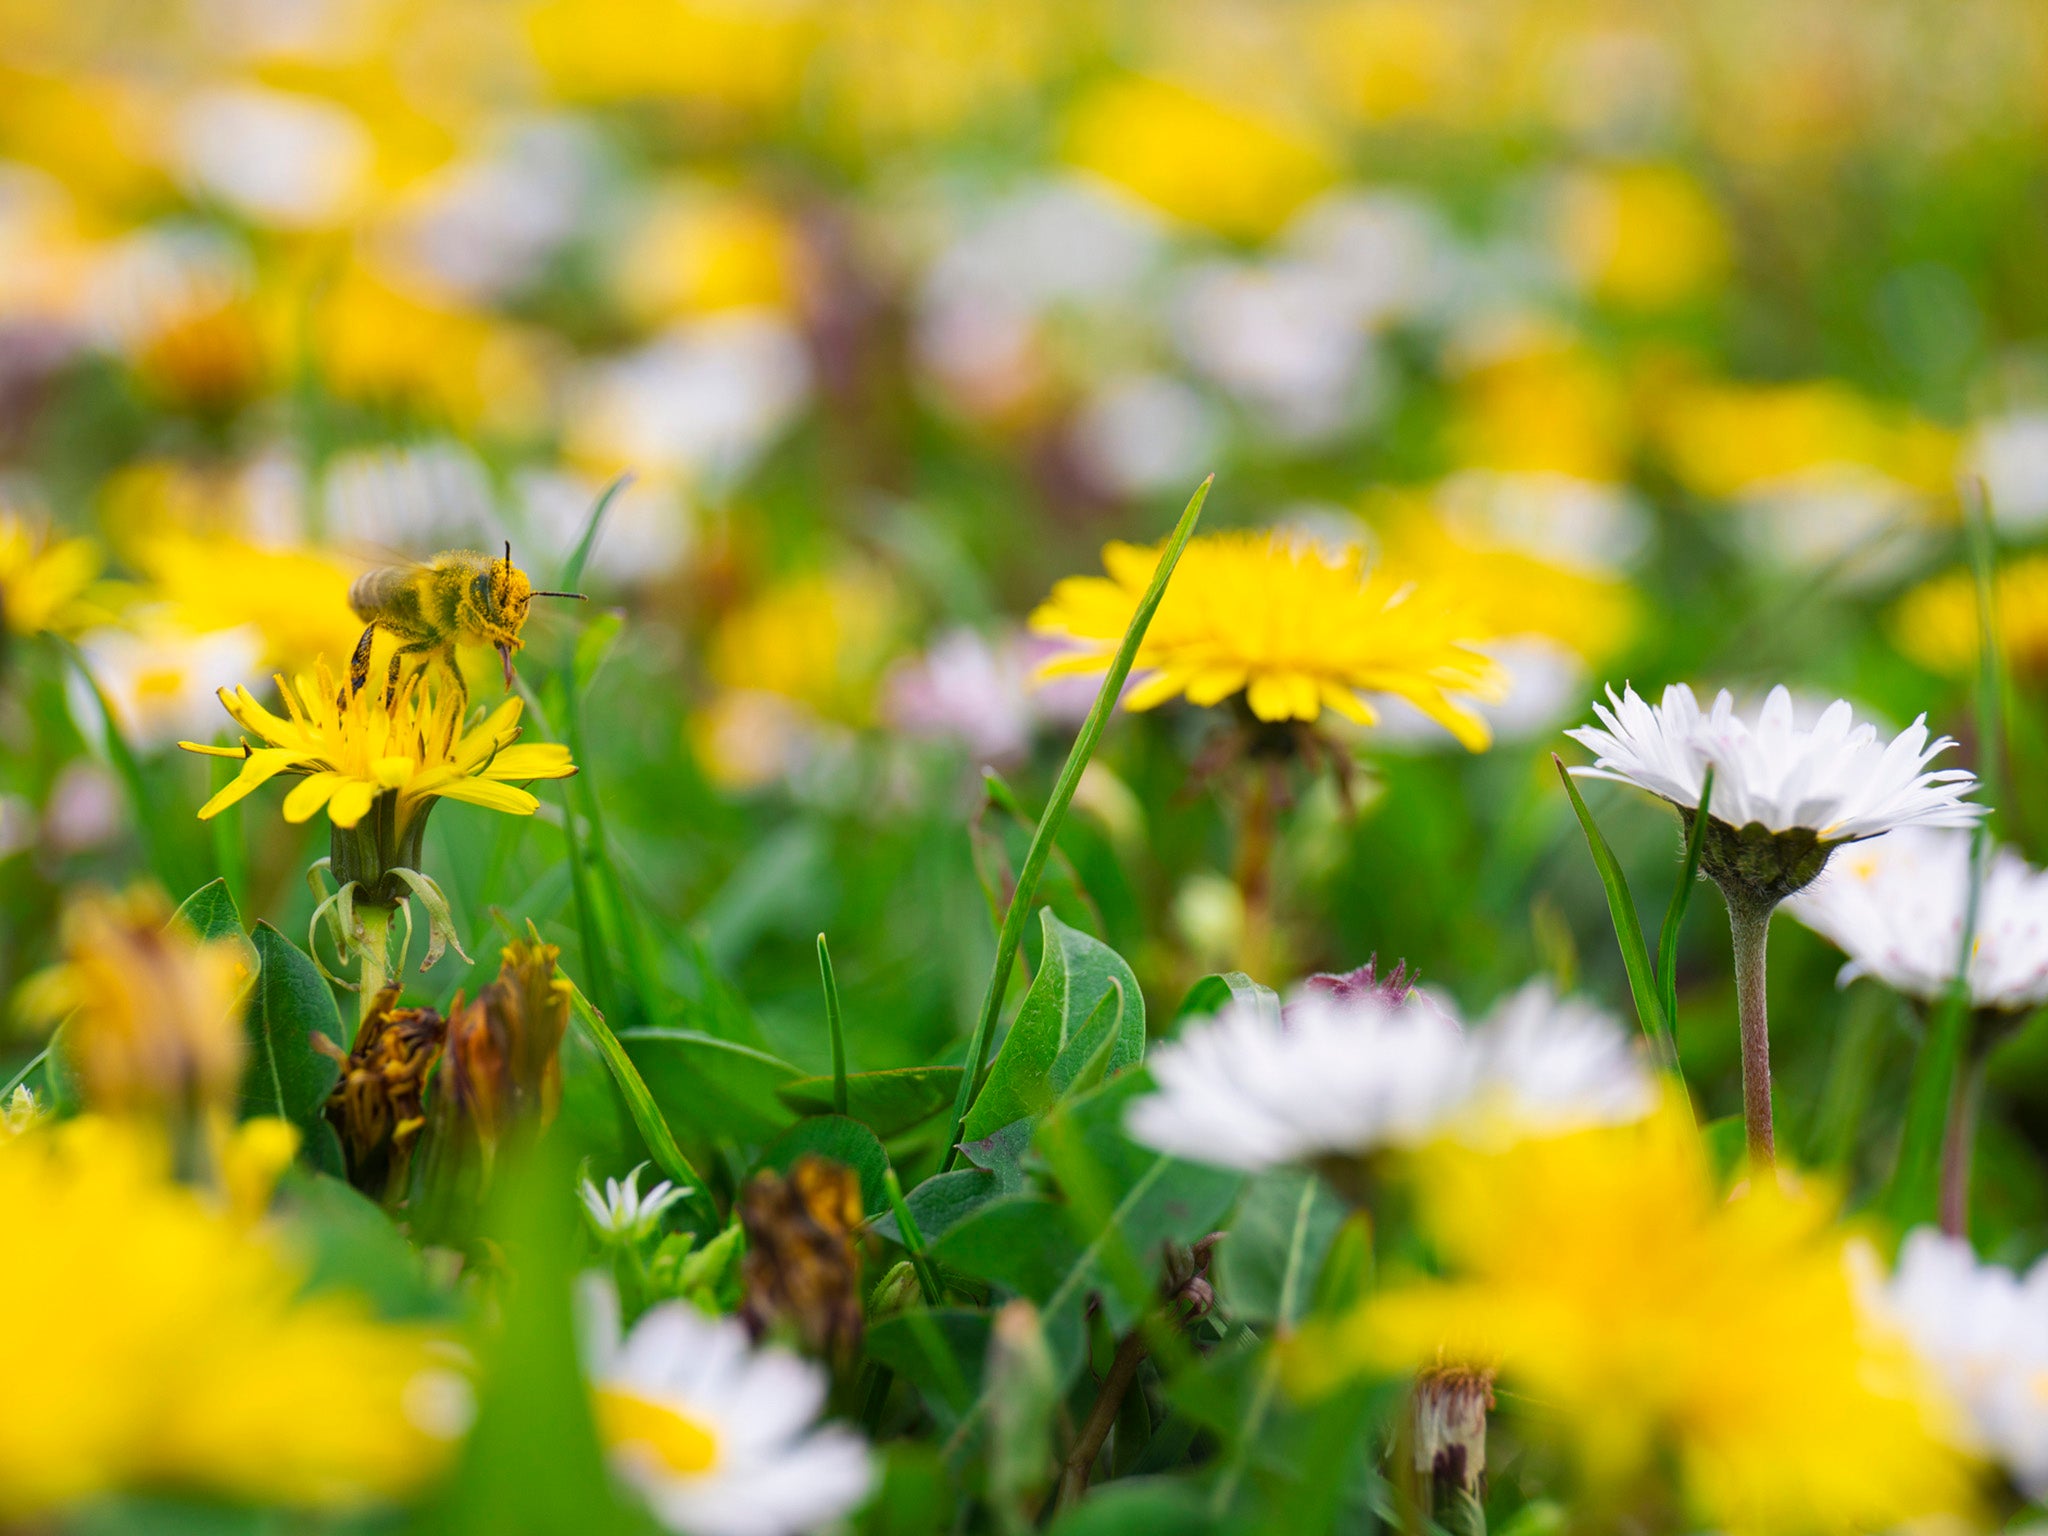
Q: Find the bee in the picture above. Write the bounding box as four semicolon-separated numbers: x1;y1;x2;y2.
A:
346;543;585;707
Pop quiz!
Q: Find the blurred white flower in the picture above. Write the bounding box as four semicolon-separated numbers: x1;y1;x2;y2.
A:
84;223;250;358
72;618;263;751
1967;410;2048;532
322;439;499;554
568;312;809;489
1854;1228;2048;1498
1282;191;1447;331
1729;468;1932;587
1786;827;2048;1013
1067;373;1219;500
1568;683;1981;841
579;1277;873;1536
518;468;690;585
881;627;1034;761
1126;979;1653;1172
581;1164;690;1244
174;85;372;230
1432;469;1648;575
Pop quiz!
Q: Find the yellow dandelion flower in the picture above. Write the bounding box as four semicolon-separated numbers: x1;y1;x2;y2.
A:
15;885;252;1121
1893;554;2048;679
178;660;575;840
706;570;898;726
1030;531;1506;749
1656;379;1958;501
1382;514;1636;662
0;1114;457;1518
1289;1105;1975;1535
0;510;102;639
134;532;362;673
1556;163;1731;311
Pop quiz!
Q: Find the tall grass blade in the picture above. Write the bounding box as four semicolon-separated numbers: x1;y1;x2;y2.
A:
1654;765;1712;1056
565;982;717;1226
1552;755;1677;1075
558;471;632;592
938;475;1212;1171
53;636;177;888
817;933;848;1114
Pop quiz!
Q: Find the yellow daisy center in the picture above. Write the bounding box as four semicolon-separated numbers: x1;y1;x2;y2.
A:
596;1387;721;1475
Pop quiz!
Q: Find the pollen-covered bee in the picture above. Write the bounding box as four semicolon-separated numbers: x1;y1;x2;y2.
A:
346;544;584;706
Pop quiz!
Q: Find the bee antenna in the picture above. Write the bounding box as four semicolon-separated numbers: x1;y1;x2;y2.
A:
503;539;512;568
531;590;588;601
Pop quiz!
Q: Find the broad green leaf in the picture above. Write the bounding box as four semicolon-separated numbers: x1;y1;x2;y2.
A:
1214;1169;1343;1327
620;1027;800;1146
778;1066;964;1136
856;1444;955;1536
865;1309;991;1423
874;1118;1032;1246
961;910;1145;1141
1172;972;1279;1029
173;878;242;942
567;988;714;1227
241;923;344;1176
753;1114;891;1217
1046;1480;1218;1536
276;1169;443;1319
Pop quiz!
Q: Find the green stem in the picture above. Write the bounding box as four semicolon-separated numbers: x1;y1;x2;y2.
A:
1726;893;1776;1168
357;904;395;1028
937;476;1212;1171
1939;1031;1989;1239
818;934;848;1115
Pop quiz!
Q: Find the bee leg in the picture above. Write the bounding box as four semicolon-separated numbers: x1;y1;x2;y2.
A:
345;623;380;702
382;641;437;709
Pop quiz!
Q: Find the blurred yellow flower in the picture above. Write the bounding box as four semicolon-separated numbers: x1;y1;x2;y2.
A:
615;188;803;323
1893;554;2048;679
1383;514;1636;662
822;0;1065;146
705;570;898;726
134;532;361;671
1032;531;1506;748
1309;0;1476;124
1290;1105;1975;1535
525;0;817;112
1061;75;1334;241
15;885;252;1121
1557;163;1730;310
1449;337;1628;482
0;1113;456;1518
0;510;101;637
180;659;575;836
1657;379;1958;501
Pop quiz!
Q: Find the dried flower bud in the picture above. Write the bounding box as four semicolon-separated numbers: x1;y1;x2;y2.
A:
17;885;251;1122
739;1155;864;1363
1160;1231;1224;1321
317;985;445;1203
1414;1364;1495;1496
439;938;570;1161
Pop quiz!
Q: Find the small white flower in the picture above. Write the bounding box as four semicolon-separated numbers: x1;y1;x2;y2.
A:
1125;980;1655;1172
581;1164;690;1244
1854;1228;2048;1497
580;1277;874;1536
1787;827;2048;1013
1568;682;1981;842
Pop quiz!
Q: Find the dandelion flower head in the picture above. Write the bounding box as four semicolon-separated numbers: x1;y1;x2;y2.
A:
1031;530;1507;750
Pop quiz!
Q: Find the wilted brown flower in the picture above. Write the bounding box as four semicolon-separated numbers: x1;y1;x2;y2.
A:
15;885;251;1121
315;985;445;1204
1413;1363;1496;1497
439;936;570;1163
740;1155;864;1363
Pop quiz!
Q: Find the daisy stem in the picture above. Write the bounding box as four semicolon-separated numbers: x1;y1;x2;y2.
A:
1938;1033;1990;1239
1726;894;1776;1168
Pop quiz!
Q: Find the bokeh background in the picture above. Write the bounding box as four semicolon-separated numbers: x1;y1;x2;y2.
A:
6;0;2048;1247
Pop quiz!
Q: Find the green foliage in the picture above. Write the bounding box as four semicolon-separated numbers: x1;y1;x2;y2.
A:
753;1113;892;1215
241;923;345;1176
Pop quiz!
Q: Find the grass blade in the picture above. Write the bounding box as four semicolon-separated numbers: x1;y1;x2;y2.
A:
883;1167;944;1306
817;933;848;1114
1552;754;1677;1075
937;475;1213;1171
1961;476;2006;824
1654;765;1712;1055
52;636;178;888
558;471;632;593
565;981;717;1226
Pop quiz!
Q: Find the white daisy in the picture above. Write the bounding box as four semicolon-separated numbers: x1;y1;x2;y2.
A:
580;1278;873;1536
1787;827;2048;1014
1568;682;1981;843
581;1163;691;1244
1854;1228;2048;1497
1125;979;1655;1172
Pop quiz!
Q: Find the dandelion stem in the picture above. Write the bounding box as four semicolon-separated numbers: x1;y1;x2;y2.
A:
1727;895;1775;1167
357;904;394;1026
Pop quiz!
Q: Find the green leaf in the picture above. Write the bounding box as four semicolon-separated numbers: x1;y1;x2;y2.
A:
941;475;1212;1169
558;470;631;592
753;1114;891;1217
620;1027;800;1146
1552;755;1677;1073
1214;1170;1343;1327
1653;766;1712;1052
857;1444;954;1536
1172;972;1279;1029
961;910;1145;1141
865;1309;991;1421
173;878;242;942
241;923;344;1176
874;1118;1032;1245
1046;1481;1218;1536
276;1169;443;1319
778;1066;964;1136
566;989;714;1226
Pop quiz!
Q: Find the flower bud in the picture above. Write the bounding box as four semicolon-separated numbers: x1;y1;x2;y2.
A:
18;886;251;1123
739;1155;864;1364
438;937;570;1163
317;984;446;1203
1414;1363;1495;1496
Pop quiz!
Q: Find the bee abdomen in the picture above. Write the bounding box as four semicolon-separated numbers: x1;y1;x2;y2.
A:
349;566;423;624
